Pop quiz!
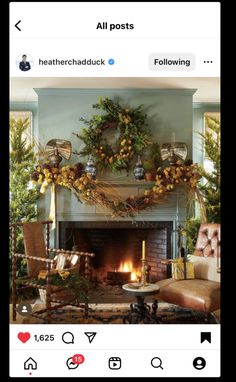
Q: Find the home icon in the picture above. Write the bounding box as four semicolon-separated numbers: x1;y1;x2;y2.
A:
24;357;37;370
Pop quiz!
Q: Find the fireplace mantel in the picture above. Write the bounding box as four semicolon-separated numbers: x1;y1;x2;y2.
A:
50;184;188;221
35;87;196;259
96;180;155;188
39;183;187;224
38;184;188;259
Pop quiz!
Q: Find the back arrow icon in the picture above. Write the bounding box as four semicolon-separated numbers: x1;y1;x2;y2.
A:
15;20;21;31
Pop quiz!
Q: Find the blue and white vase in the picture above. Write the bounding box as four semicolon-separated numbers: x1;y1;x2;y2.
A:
85;155;97;179
133;155;145;180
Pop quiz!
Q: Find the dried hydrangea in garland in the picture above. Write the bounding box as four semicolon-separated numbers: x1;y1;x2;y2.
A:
153;160;200;194
31;160;202;218
31;162;93;197
103;160;202;217
74;97;150;172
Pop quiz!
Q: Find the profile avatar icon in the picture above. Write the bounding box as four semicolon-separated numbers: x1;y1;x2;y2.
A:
21;305;28;313
19;54;31;71
17;302;32;316
193;357;206;370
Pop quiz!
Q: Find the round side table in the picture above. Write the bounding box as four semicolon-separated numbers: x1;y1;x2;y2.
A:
122;283;161;324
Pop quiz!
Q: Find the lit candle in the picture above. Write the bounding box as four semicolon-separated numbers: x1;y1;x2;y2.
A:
142;240;146;260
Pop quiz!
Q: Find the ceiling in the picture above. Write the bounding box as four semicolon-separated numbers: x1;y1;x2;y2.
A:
10;77;220;103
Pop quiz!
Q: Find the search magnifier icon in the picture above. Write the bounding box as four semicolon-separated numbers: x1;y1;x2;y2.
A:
151;357;164;369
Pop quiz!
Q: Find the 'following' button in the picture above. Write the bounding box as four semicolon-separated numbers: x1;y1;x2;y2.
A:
149;53;195;71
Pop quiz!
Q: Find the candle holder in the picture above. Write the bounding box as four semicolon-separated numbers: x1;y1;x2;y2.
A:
141;258;148;287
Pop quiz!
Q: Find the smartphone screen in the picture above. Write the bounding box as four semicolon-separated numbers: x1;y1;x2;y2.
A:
9;2;220;378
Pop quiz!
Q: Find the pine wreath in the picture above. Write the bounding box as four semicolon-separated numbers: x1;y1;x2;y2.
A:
74;97;150;172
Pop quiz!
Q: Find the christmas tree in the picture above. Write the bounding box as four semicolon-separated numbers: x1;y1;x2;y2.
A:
198;115;220;223
10;117;39;278
186;115;220;252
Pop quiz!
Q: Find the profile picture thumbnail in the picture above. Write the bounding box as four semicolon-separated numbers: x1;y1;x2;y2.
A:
16;54;33;72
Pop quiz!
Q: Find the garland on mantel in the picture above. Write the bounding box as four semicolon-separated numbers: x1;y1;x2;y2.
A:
31;160;203;218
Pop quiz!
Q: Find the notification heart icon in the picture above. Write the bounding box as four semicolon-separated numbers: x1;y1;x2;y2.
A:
18;332;31;343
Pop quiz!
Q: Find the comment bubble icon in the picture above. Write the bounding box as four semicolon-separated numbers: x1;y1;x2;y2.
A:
62;332;74;344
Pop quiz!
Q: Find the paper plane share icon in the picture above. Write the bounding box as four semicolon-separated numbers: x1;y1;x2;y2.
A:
84;332;97;343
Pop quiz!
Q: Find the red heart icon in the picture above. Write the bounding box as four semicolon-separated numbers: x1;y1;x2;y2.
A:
17;332;31;343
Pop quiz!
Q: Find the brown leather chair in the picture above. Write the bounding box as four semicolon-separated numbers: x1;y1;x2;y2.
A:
157;223;220;320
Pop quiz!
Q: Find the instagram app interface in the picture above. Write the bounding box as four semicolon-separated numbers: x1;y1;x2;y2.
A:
10;2;220;378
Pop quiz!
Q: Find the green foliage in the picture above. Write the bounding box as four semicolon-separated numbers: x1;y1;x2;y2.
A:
10;118;35;165
143;160;154;172
10;117;39;284
149;142;162;168
185;218;201;254
74;97;150;172
143;142;162;172
35;273;89;302
10;118;39;223
198;116;220;222
185;115;220;252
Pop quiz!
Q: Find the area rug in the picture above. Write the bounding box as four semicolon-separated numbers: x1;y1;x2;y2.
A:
11;302;218;324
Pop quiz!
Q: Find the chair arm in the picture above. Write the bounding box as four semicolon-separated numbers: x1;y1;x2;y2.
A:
40;268;78;275
14;253;54;264
48;248;95;258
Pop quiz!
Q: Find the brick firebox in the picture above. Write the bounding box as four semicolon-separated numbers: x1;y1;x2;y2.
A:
59;221;173;282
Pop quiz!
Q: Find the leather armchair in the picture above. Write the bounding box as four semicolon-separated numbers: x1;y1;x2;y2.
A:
157;223;220;319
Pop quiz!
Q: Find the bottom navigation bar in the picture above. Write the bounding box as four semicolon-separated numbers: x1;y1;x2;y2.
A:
10;349;220;377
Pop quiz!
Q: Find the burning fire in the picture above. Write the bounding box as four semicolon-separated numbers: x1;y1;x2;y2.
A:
118;260;139;281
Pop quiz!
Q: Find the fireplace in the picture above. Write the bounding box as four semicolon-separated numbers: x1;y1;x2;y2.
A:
59;221;172;283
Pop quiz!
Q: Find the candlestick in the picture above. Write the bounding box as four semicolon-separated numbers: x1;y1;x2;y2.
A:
142;240;146;260
141;258;148;286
